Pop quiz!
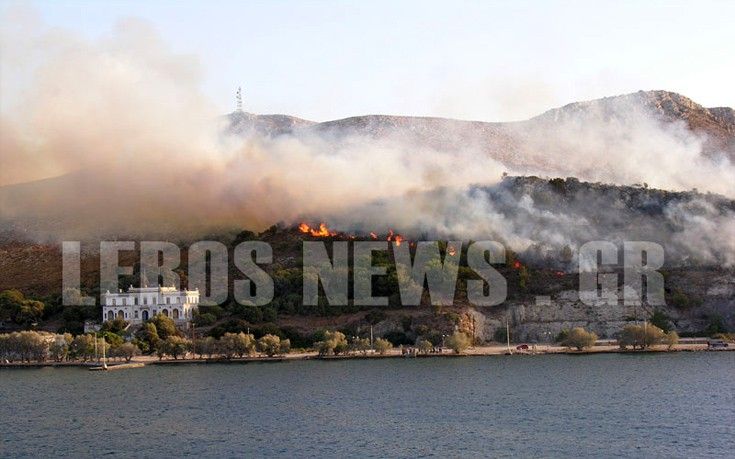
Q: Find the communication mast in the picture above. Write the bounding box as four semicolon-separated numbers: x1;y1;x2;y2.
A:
236;86;243;112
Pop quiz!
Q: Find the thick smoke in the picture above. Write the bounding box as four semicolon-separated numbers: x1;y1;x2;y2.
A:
1;10;733;266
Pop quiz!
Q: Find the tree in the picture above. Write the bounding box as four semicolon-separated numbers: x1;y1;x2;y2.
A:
663;330;679;350
0;290;45;326
445;331;471;354
167;336;191;359
219;332;255;358
117;342;140;362
0;331;51;362
350;337;371;355
279;337;291;355
101;331;124;350
70;334;97;361
49;333;73;362
241;305;263;324
101;318;129;334
156;336;191;360
619;323;666;350
193;336;218;358
193;312;216;327
257;334;283;357
416;338;433;354
136;323;160;353
149;313;178;340
562;327;598;350
374;338;393;355
315;331;348;356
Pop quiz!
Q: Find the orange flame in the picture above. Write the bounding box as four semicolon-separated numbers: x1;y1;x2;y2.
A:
298;222;337;237
386;229;404;246
299;223;408;245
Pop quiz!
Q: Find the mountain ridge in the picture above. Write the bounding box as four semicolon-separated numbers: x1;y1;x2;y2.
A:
227;90;735;161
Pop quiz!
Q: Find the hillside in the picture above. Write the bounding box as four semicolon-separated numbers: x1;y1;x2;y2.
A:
228;90;735;160
1;177;732;340
2;90;733;242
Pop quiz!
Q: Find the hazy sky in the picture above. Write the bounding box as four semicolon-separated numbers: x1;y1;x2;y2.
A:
6;0;735;121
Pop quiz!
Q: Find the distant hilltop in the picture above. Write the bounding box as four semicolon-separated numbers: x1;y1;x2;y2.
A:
227;90;735;161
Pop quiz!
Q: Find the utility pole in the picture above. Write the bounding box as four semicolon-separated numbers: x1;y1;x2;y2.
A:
236;86;243;112
506;318;512;354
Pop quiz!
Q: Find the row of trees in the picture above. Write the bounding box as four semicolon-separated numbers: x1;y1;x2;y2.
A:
1;322;684;363
558;324;679;351
0;330;293;363
0;331;140;363
312;330;473;356
618;324;679;350
0;290;45;327
156;333;292;360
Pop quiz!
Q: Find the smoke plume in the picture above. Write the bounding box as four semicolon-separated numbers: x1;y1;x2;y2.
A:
1;9;733;266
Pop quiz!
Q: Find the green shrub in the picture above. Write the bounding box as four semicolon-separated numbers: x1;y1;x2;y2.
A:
562;327;597;350
374;338;393;355
193;312;216;327
445;331;471;354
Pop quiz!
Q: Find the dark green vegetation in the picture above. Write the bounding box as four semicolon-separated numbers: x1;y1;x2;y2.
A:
1;176;733;344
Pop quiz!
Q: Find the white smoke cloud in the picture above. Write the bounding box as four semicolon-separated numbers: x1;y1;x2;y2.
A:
0;7;733;268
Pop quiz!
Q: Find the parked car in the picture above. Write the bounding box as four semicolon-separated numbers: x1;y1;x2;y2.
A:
707;339;729;349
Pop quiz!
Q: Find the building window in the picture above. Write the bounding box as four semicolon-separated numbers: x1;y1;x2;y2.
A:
166;297;170;305
173;309;180;319
112;299;116;306
144;297;147;305
107;310;114;321
134;311;139;319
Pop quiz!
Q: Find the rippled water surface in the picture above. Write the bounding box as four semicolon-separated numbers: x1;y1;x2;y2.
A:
1;352;734;458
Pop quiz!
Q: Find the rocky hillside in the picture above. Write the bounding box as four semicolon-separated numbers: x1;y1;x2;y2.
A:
533;90;735;156
228;90;735;160
1;177;732;339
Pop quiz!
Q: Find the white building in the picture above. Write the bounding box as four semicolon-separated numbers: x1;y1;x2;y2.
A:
101;285;199;324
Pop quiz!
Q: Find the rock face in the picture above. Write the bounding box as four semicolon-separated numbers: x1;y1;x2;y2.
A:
476;271;735;342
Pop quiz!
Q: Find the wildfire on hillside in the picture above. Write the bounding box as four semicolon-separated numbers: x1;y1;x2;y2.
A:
298;222;337;237
298;222;405;246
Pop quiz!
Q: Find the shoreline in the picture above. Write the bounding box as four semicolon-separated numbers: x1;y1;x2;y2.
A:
1;343;731;369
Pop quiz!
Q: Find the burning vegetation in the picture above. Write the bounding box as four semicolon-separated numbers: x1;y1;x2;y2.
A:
298;222;405;246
